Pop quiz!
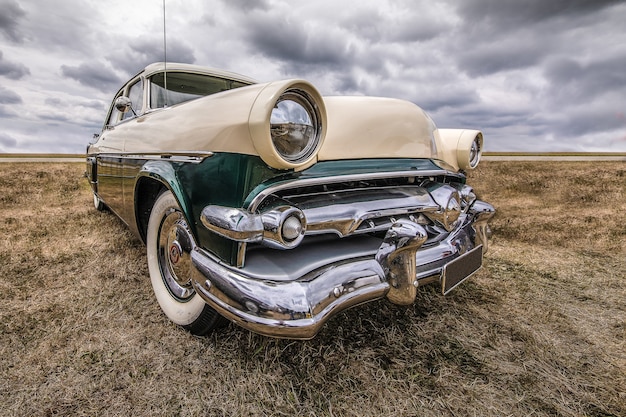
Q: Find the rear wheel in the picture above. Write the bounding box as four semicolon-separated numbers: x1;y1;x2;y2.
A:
93;193;106;211
146;190;225;335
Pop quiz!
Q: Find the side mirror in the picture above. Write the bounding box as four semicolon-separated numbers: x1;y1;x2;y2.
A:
114;96;132;113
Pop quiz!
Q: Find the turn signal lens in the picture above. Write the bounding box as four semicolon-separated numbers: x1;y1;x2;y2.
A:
282;215;303;242
261;206;307;249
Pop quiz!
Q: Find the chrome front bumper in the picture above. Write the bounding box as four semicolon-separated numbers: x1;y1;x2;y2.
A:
189;201;495;339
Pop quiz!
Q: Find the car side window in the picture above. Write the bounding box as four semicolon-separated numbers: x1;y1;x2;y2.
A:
122;80;144;121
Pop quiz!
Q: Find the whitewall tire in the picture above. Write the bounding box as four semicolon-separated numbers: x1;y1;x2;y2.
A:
146;190;225;335
93;193;106;211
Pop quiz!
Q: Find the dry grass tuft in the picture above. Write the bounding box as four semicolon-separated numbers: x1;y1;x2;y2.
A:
1;161;624;416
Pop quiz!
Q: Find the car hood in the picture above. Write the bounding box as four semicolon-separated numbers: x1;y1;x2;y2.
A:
318;96;437;161
113;83;439;167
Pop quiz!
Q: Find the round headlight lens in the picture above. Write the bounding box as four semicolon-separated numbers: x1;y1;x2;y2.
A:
270;90;320;163
468;136;481;168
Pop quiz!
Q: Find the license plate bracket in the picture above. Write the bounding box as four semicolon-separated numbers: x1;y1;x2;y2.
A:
441;245;483;295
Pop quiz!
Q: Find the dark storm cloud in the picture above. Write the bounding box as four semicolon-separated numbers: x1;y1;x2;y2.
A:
61;62;123;93
562;109;625;138
544;54;626;103
107;38;196;78
0;51;30;79
0;0;26;43
341;6;444;43
456;36;549;77
221;0;271;12
421;91;480;113
24;1;102;55
0;86;22;104
456;0;623;30
44;96;103;111
243;15;355;72
446;105;543;131
450;0;624;77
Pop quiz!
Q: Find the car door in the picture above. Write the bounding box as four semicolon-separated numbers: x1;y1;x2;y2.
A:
94;78;144;219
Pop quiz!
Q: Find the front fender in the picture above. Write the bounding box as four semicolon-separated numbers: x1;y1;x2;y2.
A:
135;160;194;240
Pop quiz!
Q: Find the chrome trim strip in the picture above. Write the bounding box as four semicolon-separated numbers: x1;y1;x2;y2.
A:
248;169;457;211
91;151;215;163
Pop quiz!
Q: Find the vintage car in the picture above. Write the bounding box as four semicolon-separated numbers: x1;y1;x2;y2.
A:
86;62;495;339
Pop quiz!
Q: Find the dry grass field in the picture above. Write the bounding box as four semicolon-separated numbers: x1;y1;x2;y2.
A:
0;161;624;416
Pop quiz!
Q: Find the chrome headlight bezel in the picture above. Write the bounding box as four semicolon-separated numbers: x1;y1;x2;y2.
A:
457;131;483;170
270;89;322;164
248;80;327;171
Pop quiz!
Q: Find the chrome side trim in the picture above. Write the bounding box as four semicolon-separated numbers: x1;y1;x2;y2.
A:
92;151;214;163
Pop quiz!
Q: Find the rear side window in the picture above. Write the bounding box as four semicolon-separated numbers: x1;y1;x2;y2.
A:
150;72;249;108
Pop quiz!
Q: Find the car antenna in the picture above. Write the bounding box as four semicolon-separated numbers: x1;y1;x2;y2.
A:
162;0;169;107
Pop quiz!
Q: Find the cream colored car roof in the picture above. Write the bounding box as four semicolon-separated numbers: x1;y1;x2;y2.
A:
141;62;258;85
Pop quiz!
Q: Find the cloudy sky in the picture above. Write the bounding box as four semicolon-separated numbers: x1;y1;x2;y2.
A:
1;0;625;153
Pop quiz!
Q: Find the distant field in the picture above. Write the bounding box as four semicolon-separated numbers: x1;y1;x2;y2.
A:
0;161;624;416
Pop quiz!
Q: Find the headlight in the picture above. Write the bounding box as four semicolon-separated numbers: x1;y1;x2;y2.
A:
270;90;320;163
248;80;326;170
436;129;484;171
457;131;483;170
467;134;482;169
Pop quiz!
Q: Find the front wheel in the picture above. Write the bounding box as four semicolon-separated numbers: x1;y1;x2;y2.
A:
146;190;226;335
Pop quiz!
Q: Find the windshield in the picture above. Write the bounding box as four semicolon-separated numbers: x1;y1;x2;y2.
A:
150;72;250;108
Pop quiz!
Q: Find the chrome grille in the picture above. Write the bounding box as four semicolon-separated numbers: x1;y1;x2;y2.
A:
253;173;465;240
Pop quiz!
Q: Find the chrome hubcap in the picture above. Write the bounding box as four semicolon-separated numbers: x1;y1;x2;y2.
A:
158;209;195;301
